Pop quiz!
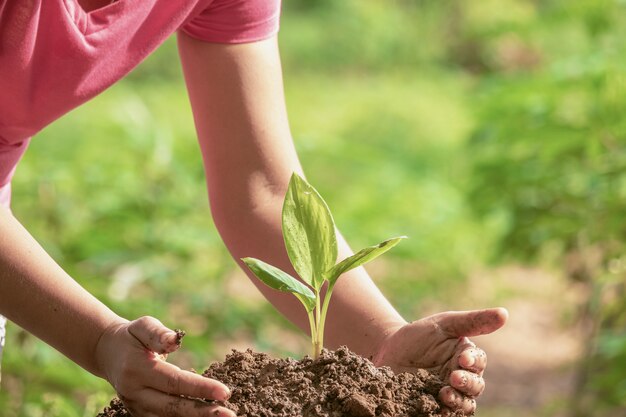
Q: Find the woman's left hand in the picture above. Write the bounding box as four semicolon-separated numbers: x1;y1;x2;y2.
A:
372;308;508;415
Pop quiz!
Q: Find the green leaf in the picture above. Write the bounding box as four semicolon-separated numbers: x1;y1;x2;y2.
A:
326;236;407;285
282;173;338;291
241;257;316;312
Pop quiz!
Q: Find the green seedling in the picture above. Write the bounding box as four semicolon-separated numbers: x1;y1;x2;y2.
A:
242;173;406;359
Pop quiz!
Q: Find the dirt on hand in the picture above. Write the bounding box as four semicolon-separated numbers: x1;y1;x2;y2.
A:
98;346;461;417
173;328;186;347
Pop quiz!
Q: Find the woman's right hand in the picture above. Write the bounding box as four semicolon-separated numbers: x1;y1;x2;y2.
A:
95;316;235;417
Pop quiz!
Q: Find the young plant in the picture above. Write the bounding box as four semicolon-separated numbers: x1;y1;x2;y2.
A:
242;173;406;359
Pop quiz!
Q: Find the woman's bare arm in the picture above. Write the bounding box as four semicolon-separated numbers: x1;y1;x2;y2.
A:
0;206;119;374
0;206;234;416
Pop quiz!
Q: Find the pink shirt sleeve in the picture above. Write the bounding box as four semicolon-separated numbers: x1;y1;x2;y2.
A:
182;0;281;44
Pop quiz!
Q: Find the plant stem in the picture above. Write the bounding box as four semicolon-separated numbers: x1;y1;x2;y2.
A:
307;310;318;358
313;289;322;358
313;338;323;359
317;283;334;356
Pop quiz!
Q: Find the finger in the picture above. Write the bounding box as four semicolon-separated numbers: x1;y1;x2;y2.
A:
122;389;236;417
457;347;487;374
435;307;508;338
128;316;180;354
119;401;160;417
438;386;476;414
142;359;231;401
449;369;485;397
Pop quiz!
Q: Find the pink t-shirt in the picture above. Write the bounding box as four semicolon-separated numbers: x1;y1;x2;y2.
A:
0;0;281;208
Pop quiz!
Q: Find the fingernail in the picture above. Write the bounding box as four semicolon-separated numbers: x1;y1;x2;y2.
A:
218;387;231;401
213;409;235;417
466;356;475;367
461;351;475;368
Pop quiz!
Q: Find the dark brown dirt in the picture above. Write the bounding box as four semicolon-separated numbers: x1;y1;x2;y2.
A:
98;346;460;417
174;329;186;347
98;398;131;417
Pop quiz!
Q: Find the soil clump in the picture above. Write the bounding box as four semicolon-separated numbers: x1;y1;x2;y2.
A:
174;329;186;347
98;346;459;417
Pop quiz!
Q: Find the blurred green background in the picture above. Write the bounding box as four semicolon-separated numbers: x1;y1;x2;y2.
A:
2;0;626;416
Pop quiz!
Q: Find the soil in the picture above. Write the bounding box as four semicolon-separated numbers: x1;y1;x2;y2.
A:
174;329;186;347
98;346;460;417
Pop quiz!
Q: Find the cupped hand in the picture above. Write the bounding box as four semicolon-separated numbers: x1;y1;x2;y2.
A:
372;308;508;415
95;316;235;417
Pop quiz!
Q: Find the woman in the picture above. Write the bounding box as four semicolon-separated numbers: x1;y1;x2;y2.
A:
0;1;508;416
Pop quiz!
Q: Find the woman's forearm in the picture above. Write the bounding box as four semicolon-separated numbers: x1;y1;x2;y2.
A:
0;206;122;376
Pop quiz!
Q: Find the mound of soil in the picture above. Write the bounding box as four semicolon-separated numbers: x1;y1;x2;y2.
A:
98;346;460;417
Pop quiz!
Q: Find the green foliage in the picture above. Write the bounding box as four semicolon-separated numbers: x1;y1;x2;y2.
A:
279;0;450;73
466;0;626;413
593;329;626;407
